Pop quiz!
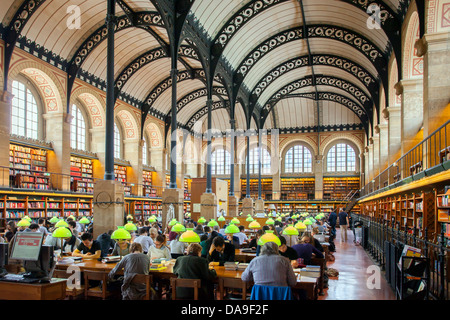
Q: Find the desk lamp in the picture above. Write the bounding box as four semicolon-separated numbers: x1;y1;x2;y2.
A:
294;221;307;232
111;226;131;241
224;224;240;234
257;230;281;246
55;219;69;228
198;217;206;224
248;221;261;229
52;226;72;255
231;217;240;225
282;225;299;247
17;219;31;228
207;219;219;228
49;216;60;224
172;223;186;233
124;222;137;232
79;217;90;224
148;215;157;223
246;216;254;222
265;218;275;225
179;228;200;243
168;219;178;227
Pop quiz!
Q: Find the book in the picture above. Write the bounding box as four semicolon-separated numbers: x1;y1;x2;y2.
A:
102;256;121;263
224;262;239;270
398;245;422;270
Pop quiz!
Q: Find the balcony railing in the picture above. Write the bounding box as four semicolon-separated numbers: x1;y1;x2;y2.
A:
360;120;450;198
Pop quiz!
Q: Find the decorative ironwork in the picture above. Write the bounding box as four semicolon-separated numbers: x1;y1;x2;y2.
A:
185;101;229;130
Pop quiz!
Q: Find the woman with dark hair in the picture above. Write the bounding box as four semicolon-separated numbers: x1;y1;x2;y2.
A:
147;234;171;261
4;221;16;242
173;243;217;299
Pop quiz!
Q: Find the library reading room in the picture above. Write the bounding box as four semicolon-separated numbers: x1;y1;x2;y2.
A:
0;0;449;309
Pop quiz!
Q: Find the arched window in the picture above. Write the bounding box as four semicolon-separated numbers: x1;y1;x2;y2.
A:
114;123;121;159
327;143;356;172
284;145;312;173
142;138;148;166
247;147;271;174
11;80;39;139
70;104;86;151
211;149;231;175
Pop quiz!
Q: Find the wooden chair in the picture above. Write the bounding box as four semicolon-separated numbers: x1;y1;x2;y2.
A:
53;269;84;300
170;278;201;300
84;270;112;300
218;277;250;300
130;274;154;300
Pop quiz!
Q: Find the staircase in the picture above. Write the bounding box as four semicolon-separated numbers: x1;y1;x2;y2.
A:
342;190;360;213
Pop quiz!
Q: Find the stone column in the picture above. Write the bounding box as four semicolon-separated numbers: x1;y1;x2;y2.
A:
0;91;13;187
43;112;71;191
314;155;323;200
387;106;402;165
372;130;380;177
228;195;239;217
90;127;106;179
92;179;125;239
367;139;374;182
377;123;389;172
363;148;369;186
359;152;365;188
123;138;142;196
272;157;281;200
162;188;184;232
417;32;450;137
395;79;424;154
242;197;253;216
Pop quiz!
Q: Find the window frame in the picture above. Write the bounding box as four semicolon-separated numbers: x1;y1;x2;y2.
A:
210;148;231;176
325;142;359;174
70;103;88;151
282;143;314;175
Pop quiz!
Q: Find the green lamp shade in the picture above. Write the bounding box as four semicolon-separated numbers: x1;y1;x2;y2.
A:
17;219;31;227
283;225;299;236
179;228;200;243
257;230;281;246
67;215;76;221
231;218;240;225
148;216;157;223
246;216;254;222
276;217;282;222
172;223;186;233
126;215;133;220
198;217;206;224
49;216;60;224
224;224;240;234
55;220;69;228
124;222;137;231
79;217;90;224
218;216;226;222
168;219;178;226
111;226;131;240
248;221;261;229
295;221;307;230
207;220;218;227
265;218;275;225
23;215;32;221
304;219;313;226
52;227;72;238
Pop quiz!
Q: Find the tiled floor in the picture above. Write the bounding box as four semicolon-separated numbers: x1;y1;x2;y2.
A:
319;227;396;300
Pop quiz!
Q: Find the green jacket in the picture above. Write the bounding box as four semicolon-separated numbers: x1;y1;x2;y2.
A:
172;255;217;299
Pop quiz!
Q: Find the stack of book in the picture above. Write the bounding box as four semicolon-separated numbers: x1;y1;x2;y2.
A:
102;256;121;263
237;263;249;270
224;262;239;270
299;265;320;278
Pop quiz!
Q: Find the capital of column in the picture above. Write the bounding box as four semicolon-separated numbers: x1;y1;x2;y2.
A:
0;90;14;104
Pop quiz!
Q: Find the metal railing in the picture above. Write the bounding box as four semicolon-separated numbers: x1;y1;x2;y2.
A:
360;120;450;198
352;213;449;300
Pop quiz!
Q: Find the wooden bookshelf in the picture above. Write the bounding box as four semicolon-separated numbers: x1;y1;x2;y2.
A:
241;178;273;200
128;199;163;222
9;144;50;190
436;189;450;240
70;156;94;193
184;178;191;200
143;170;158;198
114;164;131;195
280;177;314;200
323;177;360;200
360;190;437;240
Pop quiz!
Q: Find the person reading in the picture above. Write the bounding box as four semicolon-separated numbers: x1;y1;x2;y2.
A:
72;233;102;260
206;236;235;266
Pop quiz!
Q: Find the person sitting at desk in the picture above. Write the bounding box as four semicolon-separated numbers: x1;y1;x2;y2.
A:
173;243;217;300
112;240;131;257
235;225;249;246
147;234;171;261
62;232;81;254
72;232;102;260
241;242;297;288
97;230;115;257
278;236;299;261
169;233;187;259
207;236;235;266
291;235;324;267
133;228;154;255
108;242;152;300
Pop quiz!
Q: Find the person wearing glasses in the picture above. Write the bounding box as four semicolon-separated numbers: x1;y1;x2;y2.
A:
147;234;171;261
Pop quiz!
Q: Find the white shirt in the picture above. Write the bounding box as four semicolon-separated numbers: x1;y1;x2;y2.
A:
235;232;248;245
133;235;154;253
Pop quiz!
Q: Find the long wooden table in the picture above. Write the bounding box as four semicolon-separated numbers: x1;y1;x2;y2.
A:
55;258;318;300
0;278;67;300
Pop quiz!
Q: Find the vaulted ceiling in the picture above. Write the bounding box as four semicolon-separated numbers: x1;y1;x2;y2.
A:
1;0;415;138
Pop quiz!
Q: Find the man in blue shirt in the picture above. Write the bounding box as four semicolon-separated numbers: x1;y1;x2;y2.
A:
328;210;337;237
